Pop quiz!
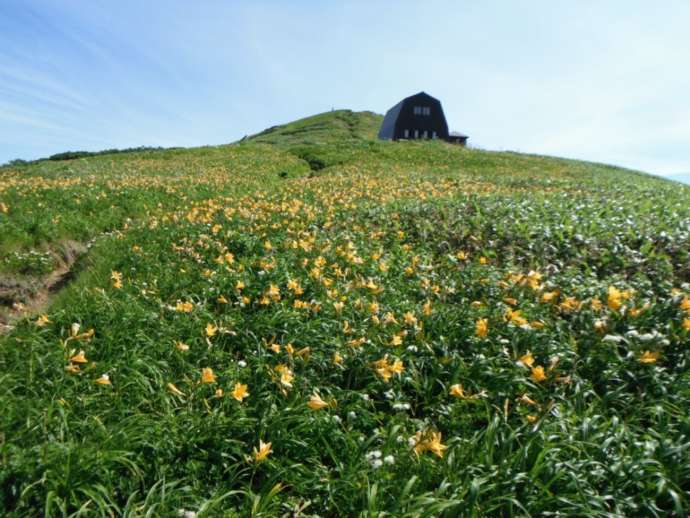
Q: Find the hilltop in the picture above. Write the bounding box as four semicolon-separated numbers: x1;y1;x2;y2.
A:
245;109;383;146
1;110;690;515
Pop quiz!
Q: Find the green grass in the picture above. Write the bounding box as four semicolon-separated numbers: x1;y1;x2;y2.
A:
1;111;690;516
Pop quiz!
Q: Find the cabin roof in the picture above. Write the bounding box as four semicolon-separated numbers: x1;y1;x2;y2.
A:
378;100;405;138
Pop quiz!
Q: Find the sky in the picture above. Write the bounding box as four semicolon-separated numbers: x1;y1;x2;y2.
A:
2;0;690;181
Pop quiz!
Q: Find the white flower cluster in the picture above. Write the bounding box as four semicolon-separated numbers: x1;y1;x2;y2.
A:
365;450;394;469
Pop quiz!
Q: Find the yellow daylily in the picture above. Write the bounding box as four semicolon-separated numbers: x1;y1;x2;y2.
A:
253;440;273;463
176;301;194;313
68;324;94;341
36;314;51;327
475;318;488;338
450;384;483;400
449;384;467;398
413;430;447;458
373;356;404;382
275;364;294;388
201;367;216;384
69;350;88;364
519;351;535;367
607;286;624;311
111;271;123;289
383;312;397;325
541;291;559;303
232;382;249;402
639;350;660;364
530;365;546;383
307;393;329;410
205;323;218;337
266;284;281;301
506;309;528;326
280;370;294;388
403;312;418;327
680;296;690;313
95;374;111;385
390;359;404;375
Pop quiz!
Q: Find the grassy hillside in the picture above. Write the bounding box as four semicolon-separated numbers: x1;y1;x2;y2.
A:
1;111;690;516
245;109;383;146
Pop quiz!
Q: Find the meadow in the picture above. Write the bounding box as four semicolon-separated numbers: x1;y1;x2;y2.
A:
1;110;690;516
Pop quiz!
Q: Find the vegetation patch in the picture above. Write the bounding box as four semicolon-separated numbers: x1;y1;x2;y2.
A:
1;111;689;515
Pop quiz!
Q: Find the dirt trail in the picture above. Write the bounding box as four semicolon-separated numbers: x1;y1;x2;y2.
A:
0;240;87;334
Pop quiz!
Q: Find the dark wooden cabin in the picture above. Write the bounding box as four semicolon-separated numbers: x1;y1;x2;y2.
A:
378;91;468;145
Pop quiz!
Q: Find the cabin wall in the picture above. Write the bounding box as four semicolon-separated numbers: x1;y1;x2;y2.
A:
392;95;449;140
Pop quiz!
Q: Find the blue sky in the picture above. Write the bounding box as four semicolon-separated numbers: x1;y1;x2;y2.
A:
2;1;690;180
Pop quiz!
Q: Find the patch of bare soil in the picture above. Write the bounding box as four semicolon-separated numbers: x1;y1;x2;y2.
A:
0;240;87;334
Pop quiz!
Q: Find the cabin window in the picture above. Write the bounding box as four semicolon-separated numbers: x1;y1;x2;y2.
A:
432;131;437;139
413;106;431;116
422;130;428;139
414;129;419;138
403;129;409;138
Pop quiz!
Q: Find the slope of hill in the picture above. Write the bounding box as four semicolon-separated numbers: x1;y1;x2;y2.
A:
1;111;689;516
